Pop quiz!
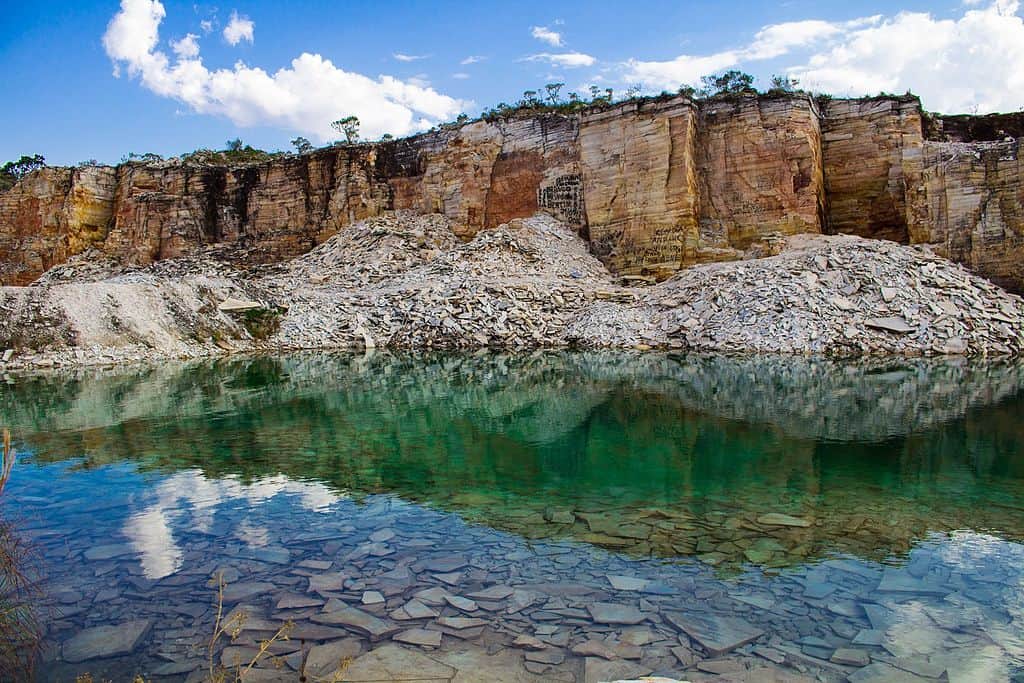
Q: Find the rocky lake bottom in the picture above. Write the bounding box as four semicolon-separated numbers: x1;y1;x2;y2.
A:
2;351;1024;682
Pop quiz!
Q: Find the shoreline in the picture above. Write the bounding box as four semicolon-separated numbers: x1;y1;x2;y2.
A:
3;213;1024;370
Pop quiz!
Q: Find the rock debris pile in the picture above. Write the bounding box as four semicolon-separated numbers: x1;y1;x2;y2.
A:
2;212;1023;367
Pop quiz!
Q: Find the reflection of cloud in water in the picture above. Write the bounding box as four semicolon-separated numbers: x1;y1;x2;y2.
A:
122;507;183;580
881;531;1024;680
123;470;342;578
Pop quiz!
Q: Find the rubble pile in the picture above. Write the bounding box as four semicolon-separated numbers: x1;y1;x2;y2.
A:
2;212;1023;368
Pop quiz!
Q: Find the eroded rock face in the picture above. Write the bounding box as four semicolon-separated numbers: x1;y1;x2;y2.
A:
697;95;824;255
2;95;1023;291
580;98;699;277
0;166;117;284
821;97;924;243
914;139;1024;292
387;116;580;238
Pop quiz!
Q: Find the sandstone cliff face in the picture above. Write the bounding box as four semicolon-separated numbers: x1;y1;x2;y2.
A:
387;116;580;239
914;139;1023;292
821;97;924;243
2;95;1023;292
697;96;824;255
0;166;117;285
579;99;698;277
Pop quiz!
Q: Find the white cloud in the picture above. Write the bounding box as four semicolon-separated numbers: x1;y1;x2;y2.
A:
199;19;213;34
103;0;468;141
791;1;1024;113
452;72;470;80
525;52;596;68
170;33;200;59
531;25;563;47
223;10;254;46
393;53;428;62
460;55;486;65
622;1;1024;113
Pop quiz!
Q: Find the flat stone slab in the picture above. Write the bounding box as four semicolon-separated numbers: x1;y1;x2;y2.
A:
313;606;400;640
341;643;455;681
664;612;765;657
62;620;153;663
421;555;469;573
218;297;263;312
435;616;488;630
583;658;652;683
877;568;950;595
607;575;650;592
308;571;348;593
304;638;363;678
444;595;477;612
587;602;646;625
276;593;324;610
394;628;443;648
83;543;138;561
222;581;275;604
865;317;915;334
466;585;514;601
757;513;812;528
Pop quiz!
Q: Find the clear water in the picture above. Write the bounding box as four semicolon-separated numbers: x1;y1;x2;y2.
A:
2;352;1024;682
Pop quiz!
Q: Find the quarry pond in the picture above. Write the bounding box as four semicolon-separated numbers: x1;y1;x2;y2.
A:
3;351;1024;682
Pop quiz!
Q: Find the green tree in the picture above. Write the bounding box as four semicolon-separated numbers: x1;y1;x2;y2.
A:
544;82;565;105
331;116;360;144
678;84;698;99
291;137;313;153
768;74;800;93
226;138;244;152
700;70;757;97
0;154;45;191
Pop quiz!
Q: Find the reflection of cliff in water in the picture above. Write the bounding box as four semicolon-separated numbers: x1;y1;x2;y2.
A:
3;351;1024;569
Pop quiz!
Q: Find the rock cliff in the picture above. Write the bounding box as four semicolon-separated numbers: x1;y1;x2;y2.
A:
2;94;1022;291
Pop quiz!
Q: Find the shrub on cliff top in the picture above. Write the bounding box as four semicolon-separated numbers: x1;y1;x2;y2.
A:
0;155;45;191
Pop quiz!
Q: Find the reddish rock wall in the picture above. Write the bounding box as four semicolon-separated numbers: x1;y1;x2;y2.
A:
2;95;1023;291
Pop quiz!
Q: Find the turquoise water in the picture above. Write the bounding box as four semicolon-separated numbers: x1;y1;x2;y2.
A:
2;352;1024;681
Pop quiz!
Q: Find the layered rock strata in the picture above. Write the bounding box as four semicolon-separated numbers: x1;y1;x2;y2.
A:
2;96;1022;291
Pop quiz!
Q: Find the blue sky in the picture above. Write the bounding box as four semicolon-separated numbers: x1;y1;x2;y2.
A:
2;1;1023;165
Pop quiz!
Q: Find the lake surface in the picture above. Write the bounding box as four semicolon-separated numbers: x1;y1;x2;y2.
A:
2;352;1024;682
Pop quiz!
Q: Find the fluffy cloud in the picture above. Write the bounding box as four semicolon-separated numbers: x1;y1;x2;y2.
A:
103;0;467;141
525;52;596;68
169;33;199;59
623;1;1024;113
393;53;428;62
531;25;563;47
460;55;486;65
223;10;254;46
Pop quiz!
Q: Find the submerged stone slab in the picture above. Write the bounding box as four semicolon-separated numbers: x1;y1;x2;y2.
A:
304;638;363;678
757;513;812;528
587;602;646;625
876;568;950;595
83;543;138;561
222;582;275;604
583;658;652;683
394;628;443;648
664;612;765;657
341;644;455;681
313;606;400;640
62;620;153;663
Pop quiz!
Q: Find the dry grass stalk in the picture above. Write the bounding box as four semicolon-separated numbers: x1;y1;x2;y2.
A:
0;428;42;679
205;571;295;683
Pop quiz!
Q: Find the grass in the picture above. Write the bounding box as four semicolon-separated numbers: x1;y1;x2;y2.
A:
205;570;296;682
0;428;43;680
